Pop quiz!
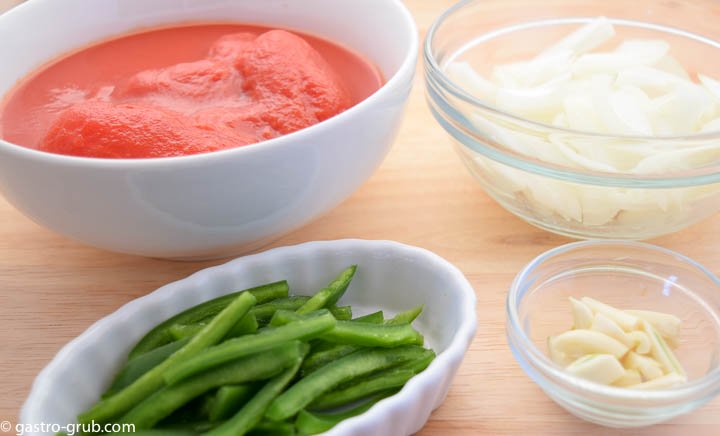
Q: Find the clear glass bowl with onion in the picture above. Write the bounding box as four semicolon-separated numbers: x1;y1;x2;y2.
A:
424;0;720;239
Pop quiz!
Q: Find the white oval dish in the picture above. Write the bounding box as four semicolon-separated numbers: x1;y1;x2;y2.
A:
20;240;477;435
0;0;417;259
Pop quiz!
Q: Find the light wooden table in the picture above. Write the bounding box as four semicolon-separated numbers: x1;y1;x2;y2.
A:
1;1;719;434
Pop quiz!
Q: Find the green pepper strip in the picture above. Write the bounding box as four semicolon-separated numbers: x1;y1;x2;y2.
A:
120;342;304;428
265;345;428;421
309;348;434;410
163;312;336;385
301;344;358;376
296;266;357;314
386;305;424;325
207;385;257;422
205;350;306;436
168;312;258;341
294;391;395;434
251;297;309;324
322;321;424;347
79;292;257;424
329;305;352;321
104;338;189;397
310;369;414;410
246;420;296;436
352;310;384;323
129;282;287;358
273;309;423;348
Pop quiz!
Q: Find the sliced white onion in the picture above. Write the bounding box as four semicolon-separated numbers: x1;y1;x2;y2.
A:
445;62;497;101
572;51;667;78
698;73;720;100
633;144;720;174
443;18;720;227
564;91;604;132
492;49;573;89
654;55;691;80
701;117;720;132
615;39;670;58
494;73;570;123
539;16;615;58
608;86;653;135
552;112;569;128
650;83;715;135
615;66;685;97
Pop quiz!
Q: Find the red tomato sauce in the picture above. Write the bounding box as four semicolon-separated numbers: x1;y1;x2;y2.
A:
0;24;383;158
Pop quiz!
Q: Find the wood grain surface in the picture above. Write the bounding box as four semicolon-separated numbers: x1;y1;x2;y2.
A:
1;0;719;434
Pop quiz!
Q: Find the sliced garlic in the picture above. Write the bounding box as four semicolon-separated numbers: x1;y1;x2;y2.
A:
549;297;686;389
565;354;626;385
627;331;651;354
551;329;629;359
612;368;643;387
642;320;686;377
623;351;664;381
581;297;639;331
626;309;681;347
548;336;574;367
627;372;687;390
591;313;633;347
569;297;594;329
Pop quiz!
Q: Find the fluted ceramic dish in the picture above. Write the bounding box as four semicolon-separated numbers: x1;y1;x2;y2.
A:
20;240;477;435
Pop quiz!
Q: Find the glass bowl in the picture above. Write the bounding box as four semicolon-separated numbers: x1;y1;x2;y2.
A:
424;0;720;239
506;240;720;427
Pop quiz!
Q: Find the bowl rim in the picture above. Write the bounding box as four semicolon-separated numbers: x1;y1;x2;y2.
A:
424;0;720;186
20;239;478;434
506;239;720;401
0;0;418;168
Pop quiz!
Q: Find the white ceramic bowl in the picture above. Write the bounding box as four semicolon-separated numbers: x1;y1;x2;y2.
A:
0;0;417;259
20;239;477;435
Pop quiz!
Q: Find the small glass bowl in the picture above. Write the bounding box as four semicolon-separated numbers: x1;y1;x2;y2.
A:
506;240;720;427
424;0;720;240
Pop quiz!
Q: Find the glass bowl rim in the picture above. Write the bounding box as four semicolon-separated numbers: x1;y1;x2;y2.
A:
506;239;720;401
424;0;720;186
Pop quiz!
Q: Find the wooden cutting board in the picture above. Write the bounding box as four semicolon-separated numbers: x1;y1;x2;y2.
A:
0;0;718;434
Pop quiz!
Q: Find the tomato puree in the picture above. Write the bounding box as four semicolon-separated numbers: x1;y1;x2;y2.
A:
0;24;383;158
